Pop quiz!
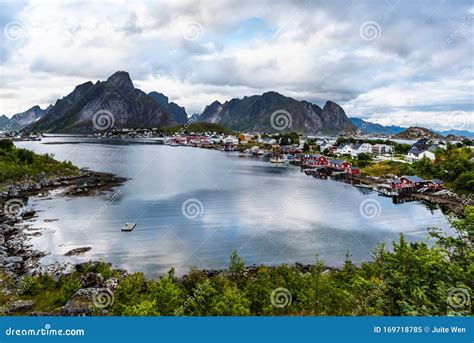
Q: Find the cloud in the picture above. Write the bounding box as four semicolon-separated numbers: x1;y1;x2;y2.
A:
0;0;472;131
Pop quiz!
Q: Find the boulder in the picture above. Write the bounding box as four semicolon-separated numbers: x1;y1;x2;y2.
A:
8;300;35;313
80;272;104;288
60;288;113;316
6;256;23;264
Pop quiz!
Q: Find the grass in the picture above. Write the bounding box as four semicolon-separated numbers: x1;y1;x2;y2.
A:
0;139;80;188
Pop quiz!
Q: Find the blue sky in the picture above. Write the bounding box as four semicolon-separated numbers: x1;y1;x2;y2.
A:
0;0;473;131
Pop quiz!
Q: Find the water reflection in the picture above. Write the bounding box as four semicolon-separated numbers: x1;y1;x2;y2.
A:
16;139;452;277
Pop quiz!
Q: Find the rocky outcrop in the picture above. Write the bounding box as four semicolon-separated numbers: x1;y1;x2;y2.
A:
392;127;445;140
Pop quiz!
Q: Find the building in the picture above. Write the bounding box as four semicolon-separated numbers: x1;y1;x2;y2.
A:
406;147;435;162
302;154;328;167
319;142;333;153
427;179;444;190
223;135;239;145
372;144;393;155
328;159;352;170
400;175;427;189
350;143;372;157
336;144;353;156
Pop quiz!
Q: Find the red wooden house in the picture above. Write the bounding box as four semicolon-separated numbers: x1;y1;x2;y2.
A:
427;179;444;190
328;159;351;170
400;175;427;189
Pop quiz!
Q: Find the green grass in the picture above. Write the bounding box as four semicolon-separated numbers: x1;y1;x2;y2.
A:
1;209;472;316
0;139;80;187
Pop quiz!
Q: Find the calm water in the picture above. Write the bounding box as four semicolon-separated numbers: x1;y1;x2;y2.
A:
16;138;451;277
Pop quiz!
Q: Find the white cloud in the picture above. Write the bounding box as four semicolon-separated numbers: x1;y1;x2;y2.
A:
0;0;472;131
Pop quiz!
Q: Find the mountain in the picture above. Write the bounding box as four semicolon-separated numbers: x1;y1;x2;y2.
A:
350;118;405;135
0;115;9;129
25;71;176;133
1;105;48;131
197;92;355;134
188;113;201;123
392;127;445;140
148;91;187;124
437;129;474;139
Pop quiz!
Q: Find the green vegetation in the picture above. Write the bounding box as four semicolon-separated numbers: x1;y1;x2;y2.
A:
0;139;79;188
362;146;474;194
156;122;235;135
2;208;472;316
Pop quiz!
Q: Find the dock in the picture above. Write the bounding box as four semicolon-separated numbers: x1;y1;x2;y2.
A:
121;222;136;232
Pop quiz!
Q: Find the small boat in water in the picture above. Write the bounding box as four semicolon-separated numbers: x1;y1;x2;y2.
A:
270;158;284;163
121;222;136;232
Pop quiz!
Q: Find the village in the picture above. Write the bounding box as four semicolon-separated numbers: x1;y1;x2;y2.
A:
3;125;472;212
103;128;463;199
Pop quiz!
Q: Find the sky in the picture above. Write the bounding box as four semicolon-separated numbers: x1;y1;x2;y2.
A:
0;0;473;131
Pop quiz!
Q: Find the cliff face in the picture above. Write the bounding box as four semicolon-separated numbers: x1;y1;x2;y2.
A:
148;91;188;124
25;71;176;133
198;92;355;134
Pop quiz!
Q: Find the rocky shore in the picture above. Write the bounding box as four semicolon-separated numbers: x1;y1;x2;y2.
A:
0;170;128;314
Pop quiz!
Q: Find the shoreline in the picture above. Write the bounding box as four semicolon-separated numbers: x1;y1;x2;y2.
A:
0;170;127;282
0;140;470;314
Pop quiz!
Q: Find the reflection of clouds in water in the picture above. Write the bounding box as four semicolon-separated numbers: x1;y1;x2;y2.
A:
21;139;452;278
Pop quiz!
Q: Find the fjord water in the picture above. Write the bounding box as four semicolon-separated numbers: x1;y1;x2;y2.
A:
17;138;450;277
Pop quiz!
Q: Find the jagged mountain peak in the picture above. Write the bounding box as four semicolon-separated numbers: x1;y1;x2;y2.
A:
197;91;355;134
24;71;176;133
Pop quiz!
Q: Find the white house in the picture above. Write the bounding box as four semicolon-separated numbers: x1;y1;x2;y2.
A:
351;143;373;157
372;144;393;155
406;147;435;162
223;135;239;145
336;144;354;156
320;142;333;152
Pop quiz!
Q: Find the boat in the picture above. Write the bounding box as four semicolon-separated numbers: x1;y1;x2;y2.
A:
270;158;284;163
121;222;136;232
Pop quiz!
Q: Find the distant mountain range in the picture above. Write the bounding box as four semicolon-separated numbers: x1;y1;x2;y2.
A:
195;91;356;134
1;70;471;136
15;71;356;134
350;117;474;139
0;105;49;131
